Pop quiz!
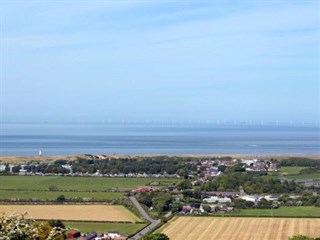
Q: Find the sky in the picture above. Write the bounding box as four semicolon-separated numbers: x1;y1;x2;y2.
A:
1;0;319;123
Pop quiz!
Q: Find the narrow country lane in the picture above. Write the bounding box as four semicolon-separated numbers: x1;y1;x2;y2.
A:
129;196;161;239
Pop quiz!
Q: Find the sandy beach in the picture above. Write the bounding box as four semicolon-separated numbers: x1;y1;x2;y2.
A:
0;153;319;164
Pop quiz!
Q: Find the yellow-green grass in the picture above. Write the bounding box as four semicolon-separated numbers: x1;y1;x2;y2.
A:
279;167;308;175
0;205;141;223
161;217;320;240
64;222;147;235
264;166;320;180
0;176;177;191
215;206;320;217
0;189;124;201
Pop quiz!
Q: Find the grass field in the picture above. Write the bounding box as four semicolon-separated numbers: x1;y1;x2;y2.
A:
264;166;320;180
279;167;308;175
161;217;320;240
218;206;320;217
64;222;147;234
0;176;177;201
0;189;124;201
0;205;141;223
0;176;177;191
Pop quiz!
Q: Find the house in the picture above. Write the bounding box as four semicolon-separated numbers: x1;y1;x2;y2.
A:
83;232;97;240
263;195;279;201
0;165;6;172
181;205;194;214
19;169;27;175
206;191;241;198
241;159;258;166
238;195;259;202
203;196;231;203
135;186;153;193
107;231;120;239
67;230;81;239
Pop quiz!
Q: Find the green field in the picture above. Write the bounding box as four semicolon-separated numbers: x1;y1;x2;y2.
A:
0;176;177;191
64;222;147;235
264;167;320;180
279;167;308;175
0;175;177;201
217;206;320;217
0;190;124;201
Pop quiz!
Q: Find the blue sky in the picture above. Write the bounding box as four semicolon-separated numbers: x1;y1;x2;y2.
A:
1;1;319;123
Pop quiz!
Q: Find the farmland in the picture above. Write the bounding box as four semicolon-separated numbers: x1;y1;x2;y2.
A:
0;176;177;201
0;189;124;201
64;221;147;235
264;166;320;180
0;176;177;191
214;206;320;217
0;205;142;223
161;217;320;240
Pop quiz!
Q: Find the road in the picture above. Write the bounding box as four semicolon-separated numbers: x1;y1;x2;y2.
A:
129;196;161;239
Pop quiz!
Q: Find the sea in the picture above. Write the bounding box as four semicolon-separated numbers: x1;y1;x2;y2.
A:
0;123;319;156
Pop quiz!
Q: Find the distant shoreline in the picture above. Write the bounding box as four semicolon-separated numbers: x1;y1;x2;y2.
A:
0;153;319;164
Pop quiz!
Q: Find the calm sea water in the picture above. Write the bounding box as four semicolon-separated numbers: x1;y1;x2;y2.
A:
0;123;319;156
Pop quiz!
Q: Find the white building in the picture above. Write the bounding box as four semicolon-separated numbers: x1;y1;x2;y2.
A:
241;159;258;166
238;195;258;202
203;196;231;203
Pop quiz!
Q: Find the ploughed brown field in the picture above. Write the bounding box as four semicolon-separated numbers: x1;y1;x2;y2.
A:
161;217;320;240
0;205;140;223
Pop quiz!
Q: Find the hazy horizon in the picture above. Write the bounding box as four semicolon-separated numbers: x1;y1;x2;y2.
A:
2;1;319;123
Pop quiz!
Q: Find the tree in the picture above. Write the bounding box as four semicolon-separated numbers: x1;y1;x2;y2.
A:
49;219;65;229
56;195;66;202
49;185;58;191
202;204;211;213
142;233;170;240
0;213;66;240
218;165;227;172
171;202;182;213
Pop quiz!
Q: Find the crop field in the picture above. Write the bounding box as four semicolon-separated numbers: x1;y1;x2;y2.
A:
0;205;141;223
0;176;177;191
64;221;147;235
161;217;320;240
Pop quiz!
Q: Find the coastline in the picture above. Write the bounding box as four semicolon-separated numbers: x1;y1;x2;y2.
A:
0;153;319;164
